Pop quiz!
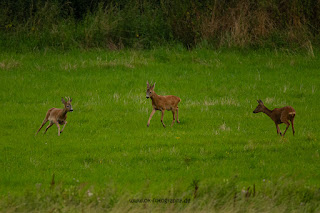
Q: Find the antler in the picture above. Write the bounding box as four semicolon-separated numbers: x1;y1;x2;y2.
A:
65;96;72;102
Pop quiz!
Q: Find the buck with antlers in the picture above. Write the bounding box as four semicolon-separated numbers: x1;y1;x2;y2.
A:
253;100;296;136
146;81;181;128
36;97;73;136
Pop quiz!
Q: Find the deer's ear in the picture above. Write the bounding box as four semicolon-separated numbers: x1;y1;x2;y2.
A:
70;98;72;102
152;82;156;89
147;81;150;88
61;97;66;104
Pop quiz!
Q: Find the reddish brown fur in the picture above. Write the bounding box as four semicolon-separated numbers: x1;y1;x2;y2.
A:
36;97;73;136
146;81;181;127
253;100;296;136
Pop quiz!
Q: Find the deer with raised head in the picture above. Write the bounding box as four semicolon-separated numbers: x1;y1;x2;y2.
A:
253;100;296;136
146;81;181;128
35;97;73;136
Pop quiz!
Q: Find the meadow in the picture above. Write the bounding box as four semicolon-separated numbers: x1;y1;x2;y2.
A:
0;47;320;212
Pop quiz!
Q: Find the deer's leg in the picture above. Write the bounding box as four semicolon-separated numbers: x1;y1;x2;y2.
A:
276;123;281;135
282;121;290;137
171;110;176;127
36;118;48;135
280;113;291;137
176;107;180;123
44;122;53;134
54;121;61;136
161;110;166;128
60;121;67;134
291;118;295;136
147;109;156;127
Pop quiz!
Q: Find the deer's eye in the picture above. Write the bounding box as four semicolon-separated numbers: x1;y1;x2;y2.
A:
149;92;151;94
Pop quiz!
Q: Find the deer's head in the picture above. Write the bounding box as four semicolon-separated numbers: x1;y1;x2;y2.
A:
253;100;265;113
61;97;73;112
146;81;156;99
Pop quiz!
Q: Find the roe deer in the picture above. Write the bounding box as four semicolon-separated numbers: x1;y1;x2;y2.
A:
146;81;181;128
253;100;296;136
36;97;73;136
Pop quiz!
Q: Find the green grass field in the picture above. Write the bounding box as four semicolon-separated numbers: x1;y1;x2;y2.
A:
1;48;320;212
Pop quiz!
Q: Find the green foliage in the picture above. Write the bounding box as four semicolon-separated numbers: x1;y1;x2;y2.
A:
0;0;320;50
2;178;320;212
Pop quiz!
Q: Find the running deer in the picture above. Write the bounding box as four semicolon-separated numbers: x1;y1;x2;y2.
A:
253;100;296;136
146;81;181;127
35;97;73;136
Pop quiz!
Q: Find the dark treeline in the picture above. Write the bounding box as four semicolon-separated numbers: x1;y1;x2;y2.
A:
1;0;319;50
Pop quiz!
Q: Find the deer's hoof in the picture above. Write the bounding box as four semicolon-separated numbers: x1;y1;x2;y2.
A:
147;124;150;127
177;120;181;123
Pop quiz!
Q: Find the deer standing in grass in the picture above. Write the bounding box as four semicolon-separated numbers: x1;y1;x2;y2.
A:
253;100;296;136
146;81;181;128
36;97;73;136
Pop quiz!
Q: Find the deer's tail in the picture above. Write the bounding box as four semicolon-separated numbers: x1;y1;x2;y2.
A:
288;111;296;119
45;108;55;119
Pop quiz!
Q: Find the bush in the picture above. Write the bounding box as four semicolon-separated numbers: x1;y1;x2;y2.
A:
0;0;319;50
